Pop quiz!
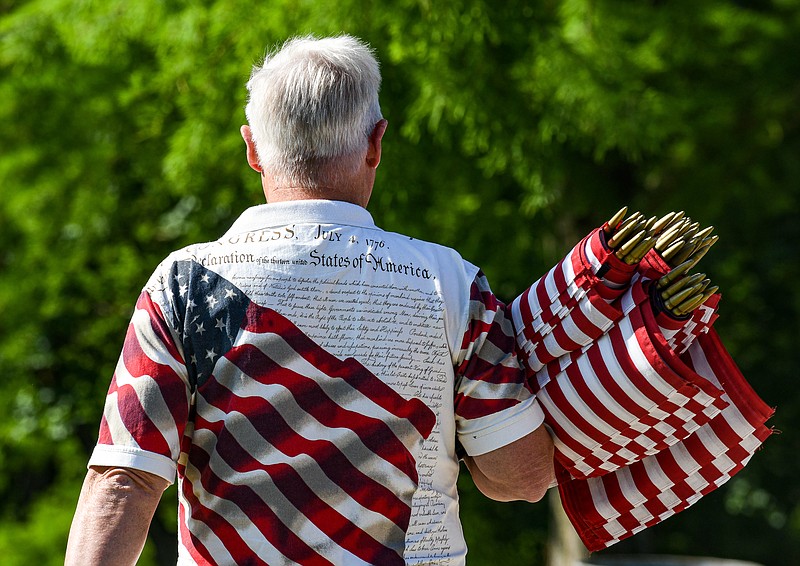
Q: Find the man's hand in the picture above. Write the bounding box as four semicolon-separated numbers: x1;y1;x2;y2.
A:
65;466;170;566
463;425;555;503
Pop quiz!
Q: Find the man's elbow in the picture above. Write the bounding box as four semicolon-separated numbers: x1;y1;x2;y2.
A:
499;468;553;503
468;424;557;503
476;460;555;503
516;474;552;503
513;433;556;503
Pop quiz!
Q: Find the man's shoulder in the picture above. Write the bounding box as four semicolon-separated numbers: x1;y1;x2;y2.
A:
377;228;475;266
141;239;221;293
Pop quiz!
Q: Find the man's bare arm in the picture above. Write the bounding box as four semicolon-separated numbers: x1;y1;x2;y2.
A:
463;425;555;503
65;466;170;566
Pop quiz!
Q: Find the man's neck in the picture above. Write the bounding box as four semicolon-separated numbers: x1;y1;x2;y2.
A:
262;178;372;208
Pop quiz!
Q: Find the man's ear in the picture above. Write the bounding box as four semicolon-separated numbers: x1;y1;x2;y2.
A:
366;119;388;169
240;125;263;173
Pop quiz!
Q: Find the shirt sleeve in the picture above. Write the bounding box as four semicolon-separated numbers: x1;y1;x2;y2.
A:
88;286;191;484
454;270;545;456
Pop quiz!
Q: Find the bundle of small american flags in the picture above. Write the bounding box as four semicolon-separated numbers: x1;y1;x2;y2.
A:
510;227;774;551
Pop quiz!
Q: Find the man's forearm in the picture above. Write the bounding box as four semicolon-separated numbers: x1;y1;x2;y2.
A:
66;466;169;566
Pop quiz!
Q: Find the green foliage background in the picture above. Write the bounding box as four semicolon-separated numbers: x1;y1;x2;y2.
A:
0;0;797;564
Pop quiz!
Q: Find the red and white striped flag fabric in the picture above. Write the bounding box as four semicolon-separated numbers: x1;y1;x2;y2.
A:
557;329;773;551
656;293;721;356
511;230;630;388
531;280;728;480
511;227;773;551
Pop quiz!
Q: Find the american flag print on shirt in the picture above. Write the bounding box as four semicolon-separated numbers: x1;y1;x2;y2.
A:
100;259;437;565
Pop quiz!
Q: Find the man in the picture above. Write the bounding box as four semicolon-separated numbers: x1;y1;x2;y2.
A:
66;35;555;565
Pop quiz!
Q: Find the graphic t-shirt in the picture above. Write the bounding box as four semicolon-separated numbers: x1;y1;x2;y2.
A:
89;200;544;565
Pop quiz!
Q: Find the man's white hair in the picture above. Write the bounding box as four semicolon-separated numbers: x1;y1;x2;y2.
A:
245;35;383;189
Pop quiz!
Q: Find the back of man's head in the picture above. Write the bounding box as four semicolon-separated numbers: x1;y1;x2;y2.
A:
245;35;383;190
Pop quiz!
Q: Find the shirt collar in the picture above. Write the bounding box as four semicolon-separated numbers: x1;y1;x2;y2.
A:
223;199;378;238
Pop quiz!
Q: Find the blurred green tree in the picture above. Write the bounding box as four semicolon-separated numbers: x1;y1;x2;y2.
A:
0;0;797;564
